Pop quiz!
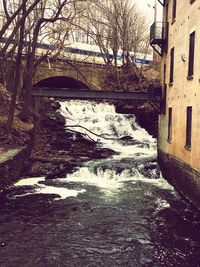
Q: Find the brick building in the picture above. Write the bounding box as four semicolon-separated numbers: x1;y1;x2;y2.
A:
150;0;200;208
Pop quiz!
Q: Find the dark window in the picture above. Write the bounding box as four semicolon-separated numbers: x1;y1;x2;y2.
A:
166;3;169;22
161;64;167;114
172;0;176;21
188;31;195;77
164;63;166;83
168;107;172;142
161;85;167;115
170;47;174;83
186;106;192;148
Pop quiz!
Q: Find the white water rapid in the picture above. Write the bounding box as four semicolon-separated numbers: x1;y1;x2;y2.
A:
14;100;174;200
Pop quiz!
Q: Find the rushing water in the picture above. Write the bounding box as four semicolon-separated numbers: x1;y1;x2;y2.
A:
1;100;200;267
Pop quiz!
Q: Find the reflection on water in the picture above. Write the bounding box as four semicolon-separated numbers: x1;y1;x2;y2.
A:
0;100;200;267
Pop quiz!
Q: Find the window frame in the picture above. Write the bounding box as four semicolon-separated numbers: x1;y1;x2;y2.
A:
172;0;177;22
167;107;172;142
185;106;192;149
169;47;174;84
188;31;195;79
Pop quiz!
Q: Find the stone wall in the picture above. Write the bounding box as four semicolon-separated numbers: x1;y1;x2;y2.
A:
0;58;108;94
0;146;31;189
33;61;107;90
158;148;200;210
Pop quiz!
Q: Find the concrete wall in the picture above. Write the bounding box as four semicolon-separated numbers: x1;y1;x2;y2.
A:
159;0;200;171
158;149;200;209
0;147;31;189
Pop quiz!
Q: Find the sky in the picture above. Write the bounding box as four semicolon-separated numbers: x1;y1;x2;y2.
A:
131;0;163;24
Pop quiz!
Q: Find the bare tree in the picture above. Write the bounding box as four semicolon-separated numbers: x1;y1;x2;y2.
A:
21;0;79;120
71;0;149;87
0;0;85;128
6;2;27;130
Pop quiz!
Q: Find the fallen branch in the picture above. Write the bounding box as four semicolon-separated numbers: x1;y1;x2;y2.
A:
66;128;96;143
65;124;119;141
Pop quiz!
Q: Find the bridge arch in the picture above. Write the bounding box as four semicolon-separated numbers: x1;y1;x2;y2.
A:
33;76;91;90
33;61;106;90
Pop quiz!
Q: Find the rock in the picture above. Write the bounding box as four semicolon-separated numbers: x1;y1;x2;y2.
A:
42;111;65;127
115;101;158;138
119;135;133;141
45;162;77;179
50;101;61;111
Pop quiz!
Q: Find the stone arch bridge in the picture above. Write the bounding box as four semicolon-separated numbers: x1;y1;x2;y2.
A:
2;58;108;93
2;58;161;102
32;60;161;102
33;60;107;90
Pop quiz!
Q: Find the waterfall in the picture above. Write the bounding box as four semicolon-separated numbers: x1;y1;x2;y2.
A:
14;100;173;199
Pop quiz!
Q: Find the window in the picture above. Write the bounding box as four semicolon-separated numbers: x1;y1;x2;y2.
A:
170;47;174;84
168;107;172;142
166;3;169;22
164;63;166;84
161;85;167;115
185;106;192;148
188;31;195;78
161;64;167;114
172;0;177;21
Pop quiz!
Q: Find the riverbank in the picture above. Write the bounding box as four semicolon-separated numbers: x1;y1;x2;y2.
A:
0;85;34;151
0;85;35;188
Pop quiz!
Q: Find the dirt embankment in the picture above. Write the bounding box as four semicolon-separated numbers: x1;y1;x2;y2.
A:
0;85;34;153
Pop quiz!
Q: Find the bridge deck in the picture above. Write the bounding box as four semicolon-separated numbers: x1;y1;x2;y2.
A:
32;87;160;101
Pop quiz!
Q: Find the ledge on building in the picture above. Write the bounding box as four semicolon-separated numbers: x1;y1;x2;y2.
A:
187;75;194;80
185;145;191;151
171;18;176;25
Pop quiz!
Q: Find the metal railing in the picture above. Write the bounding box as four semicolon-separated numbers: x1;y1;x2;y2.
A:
150;22;168;45
157;0;165;6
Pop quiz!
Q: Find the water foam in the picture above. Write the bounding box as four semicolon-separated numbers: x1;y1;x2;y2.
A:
59;100;157;154
14;177;86;200
59;167;124;194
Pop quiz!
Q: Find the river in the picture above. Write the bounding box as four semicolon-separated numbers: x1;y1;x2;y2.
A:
0;100;200;267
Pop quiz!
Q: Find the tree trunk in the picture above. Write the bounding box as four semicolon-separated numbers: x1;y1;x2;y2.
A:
6;4;26;131
113;49;121;90
21;23;41;121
